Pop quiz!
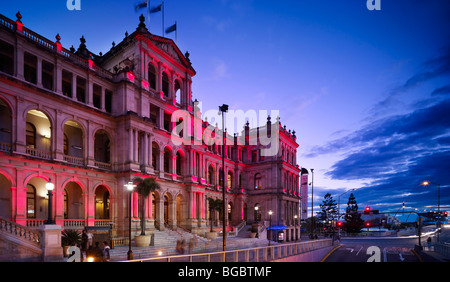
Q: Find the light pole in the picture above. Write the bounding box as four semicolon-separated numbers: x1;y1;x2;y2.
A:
422;181;441;243
125;181;136;260
310;168;314;238
337;188;357;237
45;178;54;224
268;210;273;246
294;215;298;242
219;104;228;252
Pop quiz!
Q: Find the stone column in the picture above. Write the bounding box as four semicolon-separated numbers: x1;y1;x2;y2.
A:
39;225;63;262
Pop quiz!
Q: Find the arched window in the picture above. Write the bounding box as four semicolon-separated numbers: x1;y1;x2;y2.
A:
254;173;261;190
26;184;36;218
162;72;169;97
174;80;181;104
208;165;215;185
227;171;233;188
148;63;157;89
176;151;183;175
164;147;171;173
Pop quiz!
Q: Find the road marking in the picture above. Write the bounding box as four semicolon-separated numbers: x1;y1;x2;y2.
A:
356;246;363;256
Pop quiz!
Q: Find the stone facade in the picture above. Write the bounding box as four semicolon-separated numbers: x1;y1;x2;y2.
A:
0;12;305;242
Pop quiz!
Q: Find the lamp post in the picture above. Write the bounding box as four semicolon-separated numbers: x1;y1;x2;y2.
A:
219;104;228;252
310;168;314;238
268;210;273;246
125;181;136;260
294;215;298;242
45;178;54;224
422;181;441;243
337;188;357;237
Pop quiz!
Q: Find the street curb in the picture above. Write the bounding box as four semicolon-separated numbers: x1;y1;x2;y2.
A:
320;244;342;262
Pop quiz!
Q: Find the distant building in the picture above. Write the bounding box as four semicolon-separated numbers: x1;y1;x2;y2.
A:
0;12;304;244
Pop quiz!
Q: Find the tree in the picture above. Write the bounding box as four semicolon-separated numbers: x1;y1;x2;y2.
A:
319;193;338;224
207;198;223;232
133;176;161;235
344;193;364;233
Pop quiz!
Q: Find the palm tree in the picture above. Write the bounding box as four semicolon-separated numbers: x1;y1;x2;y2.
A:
208;198;223;232
133;176;161;235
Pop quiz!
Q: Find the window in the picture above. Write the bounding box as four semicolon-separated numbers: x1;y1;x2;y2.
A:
42;60;54;90
175;80;181;104
162;72;169;97
148;63;157;89
227;171;233;188
93;84;102;109
105;90;113;113
26;184;36;218
24;52;37;84
62;70;72;98
76;76;86;103
252;150;257;162
0;40;14;75
254;173;261;190
208;165;215;185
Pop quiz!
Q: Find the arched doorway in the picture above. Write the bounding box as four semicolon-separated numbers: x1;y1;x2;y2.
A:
163;194;169;225
64;182;84;220
0;99;12;152
0;173;12;219
176;194;185;227
94;185;110;219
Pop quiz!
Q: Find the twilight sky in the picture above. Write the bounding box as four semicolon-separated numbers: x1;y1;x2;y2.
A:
2;0;449;218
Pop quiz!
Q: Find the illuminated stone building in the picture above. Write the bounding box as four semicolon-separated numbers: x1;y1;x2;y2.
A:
0;12;304;246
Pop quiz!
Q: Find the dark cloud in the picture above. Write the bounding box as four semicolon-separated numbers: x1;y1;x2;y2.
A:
306;46;450;212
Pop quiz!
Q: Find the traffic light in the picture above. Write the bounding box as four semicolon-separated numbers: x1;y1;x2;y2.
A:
337;221;343;227
366;222;370;227
364;206;371;214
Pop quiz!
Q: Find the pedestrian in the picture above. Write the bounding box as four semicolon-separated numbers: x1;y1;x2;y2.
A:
175;239;181;254
188;238;194;254
92;241;102;262
81;229;88;262
427;237;432;250
180;239;186;254
102;241;110;262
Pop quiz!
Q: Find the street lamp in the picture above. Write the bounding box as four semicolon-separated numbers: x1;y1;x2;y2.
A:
294;215;298;242
422;181;441;243
309;168;314;238
268;210;273;246
45;178;54;224
219;104;228;252
337;188;357;237
125;181;136;260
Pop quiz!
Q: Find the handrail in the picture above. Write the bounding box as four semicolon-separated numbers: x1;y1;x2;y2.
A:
0;216;41;247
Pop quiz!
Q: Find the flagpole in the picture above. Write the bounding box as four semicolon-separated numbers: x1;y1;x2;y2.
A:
175;21;177;43
147;0;150;29
162;0;165;37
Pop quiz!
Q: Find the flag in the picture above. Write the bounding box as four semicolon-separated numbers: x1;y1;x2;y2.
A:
165;22;177;34
150;4;162;13
135;0;148;11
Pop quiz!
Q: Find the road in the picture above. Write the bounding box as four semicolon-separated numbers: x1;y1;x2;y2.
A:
323;225;447;262
324;237;420;262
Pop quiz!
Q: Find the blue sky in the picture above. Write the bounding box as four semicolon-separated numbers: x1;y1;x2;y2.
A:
2;0;449;217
